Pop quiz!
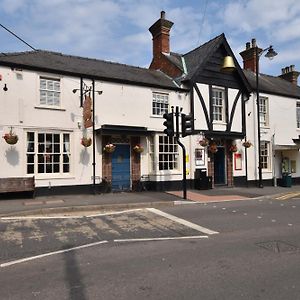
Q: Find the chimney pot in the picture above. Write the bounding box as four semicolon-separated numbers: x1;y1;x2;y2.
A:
279;65;300;85
251;38;256;48
149;11;174;72
246;42;250;50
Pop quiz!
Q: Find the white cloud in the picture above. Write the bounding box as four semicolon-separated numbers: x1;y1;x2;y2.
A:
223;0;299;31
275;18;300;42
1;0;300;75
1;0;26;14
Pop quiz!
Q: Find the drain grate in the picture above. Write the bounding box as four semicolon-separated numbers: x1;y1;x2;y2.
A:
256;241;300;253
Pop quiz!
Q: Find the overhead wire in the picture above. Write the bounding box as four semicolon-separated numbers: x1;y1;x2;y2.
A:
197;0;208;45
0;23;36;51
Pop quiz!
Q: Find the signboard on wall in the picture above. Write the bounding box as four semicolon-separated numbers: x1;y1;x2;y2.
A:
234;153;242;170
195;148;205;166
83;95;93;128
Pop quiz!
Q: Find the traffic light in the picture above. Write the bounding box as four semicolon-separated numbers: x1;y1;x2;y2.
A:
163;112;174;137
181;113;193;137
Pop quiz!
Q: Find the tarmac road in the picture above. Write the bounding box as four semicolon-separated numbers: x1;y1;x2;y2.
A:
1;196;300;299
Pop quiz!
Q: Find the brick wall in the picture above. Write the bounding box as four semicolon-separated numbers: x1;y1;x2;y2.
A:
131;137;141;190
226;141;234;187
149;55;182;78
102;136;112;182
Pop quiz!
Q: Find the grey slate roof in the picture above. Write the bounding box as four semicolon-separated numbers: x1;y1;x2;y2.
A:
166;34;300;99
0;50;180;90
183;34;224;80
243;69;300;99
164;52;184;72
164;34;224;80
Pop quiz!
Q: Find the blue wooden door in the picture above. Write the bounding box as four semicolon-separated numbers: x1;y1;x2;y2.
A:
111;144;130;191
214;147;226;185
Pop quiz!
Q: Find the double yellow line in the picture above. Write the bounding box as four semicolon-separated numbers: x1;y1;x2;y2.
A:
276;192;300;200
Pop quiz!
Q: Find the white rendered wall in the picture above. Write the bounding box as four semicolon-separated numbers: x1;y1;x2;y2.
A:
0;66;190;187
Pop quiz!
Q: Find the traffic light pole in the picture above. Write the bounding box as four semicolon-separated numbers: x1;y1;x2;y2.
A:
175;106;187;199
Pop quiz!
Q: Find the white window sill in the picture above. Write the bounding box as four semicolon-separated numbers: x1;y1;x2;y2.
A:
212;121;227;125
35;105;66;111
35;174;74;180
151;115;164;118
155;172;182;176
262;170;272;174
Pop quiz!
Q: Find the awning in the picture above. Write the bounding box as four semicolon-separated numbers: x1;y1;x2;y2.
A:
96;124;154;136
274;144;300;151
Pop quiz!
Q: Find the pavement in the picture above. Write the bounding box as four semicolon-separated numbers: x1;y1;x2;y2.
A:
1;185;300;217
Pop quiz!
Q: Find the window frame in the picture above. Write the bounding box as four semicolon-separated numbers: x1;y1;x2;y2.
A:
39;77;61;108
297;101;300;129
260;141;270;170
148;136;155;173
152;92;169;116
259;96;269;128
212;87;225;122
158;135;179;171
26;131;71;176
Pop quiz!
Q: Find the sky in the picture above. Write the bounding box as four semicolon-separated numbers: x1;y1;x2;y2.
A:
1;0;300;77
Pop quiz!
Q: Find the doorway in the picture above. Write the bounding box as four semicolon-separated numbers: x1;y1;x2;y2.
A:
214;147;226;185
111;144;130;191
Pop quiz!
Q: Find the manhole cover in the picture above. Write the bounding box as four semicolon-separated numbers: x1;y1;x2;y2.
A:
256;241;300;253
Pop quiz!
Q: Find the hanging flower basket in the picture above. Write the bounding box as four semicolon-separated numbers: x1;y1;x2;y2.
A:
81;137;92;147
133;144;144;153
242;140;252;148
229;144;238;153
208;142;218;153
199;138;209;147
103;143;116;153
3;128;18;145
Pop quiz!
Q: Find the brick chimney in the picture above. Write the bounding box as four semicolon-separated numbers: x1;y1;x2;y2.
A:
239;38;262;73
278;65;300;85
149;11;174;70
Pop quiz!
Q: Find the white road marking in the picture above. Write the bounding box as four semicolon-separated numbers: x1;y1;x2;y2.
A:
86;208;144;218
1;215;84;220
174;200;195;205
1;208;144;220
0;240;108;268
114;236;209;243
147;208;219;235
